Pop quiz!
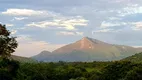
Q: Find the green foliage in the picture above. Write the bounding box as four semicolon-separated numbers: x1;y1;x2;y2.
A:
2;60;140;80
0;58;19;80
11;55;37;63
100;61;133;80
13;62;110;80
123;52;142;62
0;24;19;80
0;24;18;58
124;65;142;80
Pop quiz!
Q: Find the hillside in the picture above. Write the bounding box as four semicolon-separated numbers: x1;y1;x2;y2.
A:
11;55;36;63
32;51;52;61
32;37;142;62
123;52;142;62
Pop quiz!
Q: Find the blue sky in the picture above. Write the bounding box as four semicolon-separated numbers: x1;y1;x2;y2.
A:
1;0;142;57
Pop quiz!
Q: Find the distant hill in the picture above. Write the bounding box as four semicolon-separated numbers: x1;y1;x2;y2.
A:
11;55;36;63
122;52;142;62
32;51;52;61
32;37;142;62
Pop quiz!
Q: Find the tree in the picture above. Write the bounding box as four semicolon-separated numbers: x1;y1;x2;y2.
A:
0;24;18;59
100;61;133;80
125;66;142;80
0;24;19;80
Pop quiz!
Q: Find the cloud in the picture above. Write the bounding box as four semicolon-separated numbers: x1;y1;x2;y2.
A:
100;21;126;28
57;31;84;36
93;29;114;33
1;8;48;16
119;6;142;16
92;29;122;33
26;17;88;30
14;35;65;57
108;17;122;20
12;17;28;21
131;22;142;30
11;30;17;35
6;24;14;27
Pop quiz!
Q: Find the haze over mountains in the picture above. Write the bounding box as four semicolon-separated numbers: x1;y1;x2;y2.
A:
11;55;36;63
32;37;142;62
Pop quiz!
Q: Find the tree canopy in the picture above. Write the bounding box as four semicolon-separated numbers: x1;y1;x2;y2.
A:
0;24;18;58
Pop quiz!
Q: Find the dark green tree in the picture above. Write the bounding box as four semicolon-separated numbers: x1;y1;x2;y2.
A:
100;61;133;80
0;24;18;59
0;24;19;80
125;66;142;80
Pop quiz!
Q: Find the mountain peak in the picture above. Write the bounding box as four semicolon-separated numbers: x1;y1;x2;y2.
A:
81;37;93;42
81;37;105;44
34;37;140;61
79;37;95;49
82;36;89;39
77;37;111;49
41;50;51;53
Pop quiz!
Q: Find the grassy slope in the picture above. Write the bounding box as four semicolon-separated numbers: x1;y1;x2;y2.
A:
11;55;37;63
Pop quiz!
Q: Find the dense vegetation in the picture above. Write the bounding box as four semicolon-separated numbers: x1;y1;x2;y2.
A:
12;61;142;80
123;52;142;62
0;24;20;80
11;55;36;63
1;59;142;80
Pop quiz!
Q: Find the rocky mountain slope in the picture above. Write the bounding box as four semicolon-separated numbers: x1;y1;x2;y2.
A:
32;37;141;62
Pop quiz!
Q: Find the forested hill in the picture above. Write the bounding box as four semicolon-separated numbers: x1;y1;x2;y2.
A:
11;55;36;63
122;52;142;62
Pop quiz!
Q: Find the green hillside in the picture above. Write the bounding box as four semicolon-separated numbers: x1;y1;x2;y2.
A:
123;52;142;62
11;55;37;63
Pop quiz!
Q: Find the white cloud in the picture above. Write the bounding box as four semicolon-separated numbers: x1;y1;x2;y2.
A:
100;21;126;28
14;35;65;57
2;8;48;16
1;8;88;31
108;17;121;20
12;17;28;21
11;30;17;35
76;32;84;36
6;24;14;27
26;17;88;30
92;28;121;33
57;31;84;36
119;6;142;16
93;29;114;33
26;21;59;28
0;22;14;27
131;22;142;30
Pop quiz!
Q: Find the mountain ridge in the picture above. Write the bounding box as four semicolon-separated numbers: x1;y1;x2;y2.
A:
122;52;142;62
32;37;142;62
11;55;36;63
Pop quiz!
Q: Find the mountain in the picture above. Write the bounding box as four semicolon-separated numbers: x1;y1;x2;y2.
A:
32;51;52;61
122;52;142;62
11;55;36;63
135;47;142;52
32;37;142;62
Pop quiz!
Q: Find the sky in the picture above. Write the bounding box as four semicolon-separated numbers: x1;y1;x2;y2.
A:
0;0;142;57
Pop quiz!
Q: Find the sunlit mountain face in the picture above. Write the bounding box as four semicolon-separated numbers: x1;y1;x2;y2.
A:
32;37;142;62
